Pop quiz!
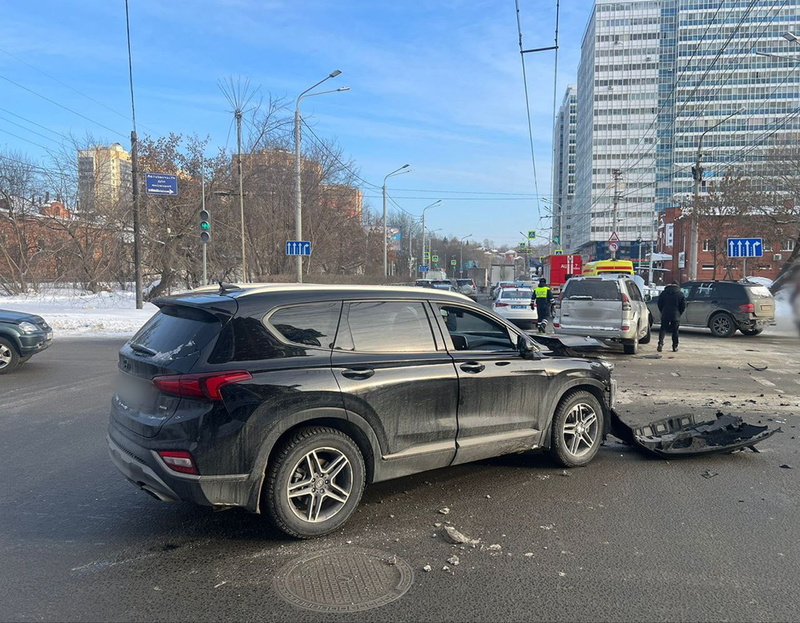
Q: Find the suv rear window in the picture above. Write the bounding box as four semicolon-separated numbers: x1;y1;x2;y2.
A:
746;285;773;299
131;305;220;362
563;280;619;301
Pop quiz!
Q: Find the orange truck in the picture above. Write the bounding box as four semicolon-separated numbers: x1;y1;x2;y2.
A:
542;254;582;293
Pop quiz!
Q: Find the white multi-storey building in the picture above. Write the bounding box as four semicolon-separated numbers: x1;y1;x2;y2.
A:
568;0;800;259
551;85;577;251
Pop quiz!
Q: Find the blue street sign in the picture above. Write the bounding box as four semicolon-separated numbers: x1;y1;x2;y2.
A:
726;238;763;258
419;265;429;272
145;173;179;196
285;240;312;256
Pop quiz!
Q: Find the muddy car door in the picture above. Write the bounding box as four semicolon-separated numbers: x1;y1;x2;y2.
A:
433;303;550;465
331;300;459;477
684;282;714;326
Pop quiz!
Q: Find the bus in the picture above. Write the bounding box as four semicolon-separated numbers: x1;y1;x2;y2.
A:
582;259;635;276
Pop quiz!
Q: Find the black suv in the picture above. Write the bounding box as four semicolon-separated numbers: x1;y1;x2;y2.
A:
0;308;53;374
108;284;616;538
648;280;776;337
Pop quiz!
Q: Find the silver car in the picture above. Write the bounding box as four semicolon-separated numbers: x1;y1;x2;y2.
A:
553;275;651;354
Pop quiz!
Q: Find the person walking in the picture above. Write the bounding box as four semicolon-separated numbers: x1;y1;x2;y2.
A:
657;281;686;352
532;277;553;334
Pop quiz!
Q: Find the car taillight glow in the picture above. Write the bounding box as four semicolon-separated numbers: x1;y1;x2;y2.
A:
621;293;631;311
739;303;755;313
553;322;560;328
152;371;252;401
157;450;199;475
621;325;630;331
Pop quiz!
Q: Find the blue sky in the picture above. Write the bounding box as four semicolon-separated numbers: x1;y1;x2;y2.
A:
0;0;592;247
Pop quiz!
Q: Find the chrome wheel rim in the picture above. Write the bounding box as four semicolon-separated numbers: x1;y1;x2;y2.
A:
286;447;353;523
562;403;599;458
0;343;11;369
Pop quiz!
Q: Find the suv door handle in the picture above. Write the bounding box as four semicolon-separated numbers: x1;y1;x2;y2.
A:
341;368;375;380
460;362;485;374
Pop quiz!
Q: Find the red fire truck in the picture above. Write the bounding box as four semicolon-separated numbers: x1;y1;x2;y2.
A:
541;254;582;294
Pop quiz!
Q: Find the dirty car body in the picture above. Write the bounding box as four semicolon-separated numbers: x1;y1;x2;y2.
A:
108;284;616;538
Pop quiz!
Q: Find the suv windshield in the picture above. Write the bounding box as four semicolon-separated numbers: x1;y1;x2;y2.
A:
564;280;619;300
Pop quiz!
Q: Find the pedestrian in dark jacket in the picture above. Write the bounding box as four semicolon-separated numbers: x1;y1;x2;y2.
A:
657;281;686;352
532;278;553;333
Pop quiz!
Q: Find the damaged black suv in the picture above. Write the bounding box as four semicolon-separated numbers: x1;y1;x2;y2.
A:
108;283;616;538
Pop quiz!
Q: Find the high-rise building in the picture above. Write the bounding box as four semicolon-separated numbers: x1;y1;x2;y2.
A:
77;143;132;212
568;0;800;259
552;85;577;250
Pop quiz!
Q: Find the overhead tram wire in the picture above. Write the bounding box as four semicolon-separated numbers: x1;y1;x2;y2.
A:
0;128;51;151
0;107;74;142
0;74;127;140
0;114;64;145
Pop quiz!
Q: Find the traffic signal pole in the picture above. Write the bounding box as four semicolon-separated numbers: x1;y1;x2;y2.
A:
201;162;207;285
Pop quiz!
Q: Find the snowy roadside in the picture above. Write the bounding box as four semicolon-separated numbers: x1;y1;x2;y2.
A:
0;282;796;339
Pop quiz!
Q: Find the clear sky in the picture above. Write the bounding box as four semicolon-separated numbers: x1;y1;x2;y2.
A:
0;0;592;248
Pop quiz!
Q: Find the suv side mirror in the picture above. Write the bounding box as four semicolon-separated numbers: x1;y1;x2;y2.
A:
644;293;652;302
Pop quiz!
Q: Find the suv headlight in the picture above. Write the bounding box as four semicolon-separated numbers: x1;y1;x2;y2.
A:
18;321;39;334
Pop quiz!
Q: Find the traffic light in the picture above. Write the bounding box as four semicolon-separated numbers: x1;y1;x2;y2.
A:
200;209;211;243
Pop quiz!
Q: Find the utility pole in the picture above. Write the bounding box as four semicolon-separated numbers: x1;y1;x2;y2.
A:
611;168;622;260
236;109;246;282
124;0;142;309
690;148;703;281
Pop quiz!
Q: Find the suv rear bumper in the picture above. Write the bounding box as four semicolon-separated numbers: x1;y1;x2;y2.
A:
107;434;182;503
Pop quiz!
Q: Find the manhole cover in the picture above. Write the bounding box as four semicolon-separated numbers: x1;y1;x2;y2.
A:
274;547;413;612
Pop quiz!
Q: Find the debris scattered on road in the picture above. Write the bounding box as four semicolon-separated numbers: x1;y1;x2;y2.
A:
438;507;450;515
434;522;442;528
560;470;570;477
486;495;491;499
747;363;769;372
447;555;460;566
701;470;719;479
539;524;555;531
671;372;681;377
442;565;451;572
423;565;432;572
443;525;479;546
214;581;227;589
610;410;778;457
640;354;662;359
524;552;534;557
780;464;793;469
387;555;398;566
487;544;502;551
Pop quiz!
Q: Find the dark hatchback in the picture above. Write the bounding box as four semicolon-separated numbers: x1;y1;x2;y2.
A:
108;284;616;538
0;308;53;374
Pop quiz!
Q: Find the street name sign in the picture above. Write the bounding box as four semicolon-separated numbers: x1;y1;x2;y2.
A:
145;173;179;196
726;238;763;258
419;265;429;272
285;240;312;256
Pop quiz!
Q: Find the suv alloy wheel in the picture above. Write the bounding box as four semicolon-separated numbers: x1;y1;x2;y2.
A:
549;390;603;467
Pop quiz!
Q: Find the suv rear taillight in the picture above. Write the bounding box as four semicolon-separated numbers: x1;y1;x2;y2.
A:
739;303;755;314
152;371;253;401
621;292;631;311
157;450;199;475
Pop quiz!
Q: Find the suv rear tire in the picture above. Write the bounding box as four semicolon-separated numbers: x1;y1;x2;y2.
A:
640;321;652;345
549;390;603;467
264;426;366;539
623;329;639;355
709;312;736;338
0;337;20;375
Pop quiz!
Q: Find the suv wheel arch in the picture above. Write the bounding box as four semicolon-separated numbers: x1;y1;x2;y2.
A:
540;382;609;451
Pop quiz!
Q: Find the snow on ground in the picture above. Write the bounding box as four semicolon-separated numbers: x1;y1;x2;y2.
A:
0;281;796;338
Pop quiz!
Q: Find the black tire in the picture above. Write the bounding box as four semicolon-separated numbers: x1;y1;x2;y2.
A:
264;426;365;539
0;337;20;375
739;327;762;336
549;390;603;467
709;313;736;338
623;329;639;355
640;321;652;345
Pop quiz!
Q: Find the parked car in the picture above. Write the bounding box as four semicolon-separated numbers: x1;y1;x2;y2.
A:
108;283;616;538
648;280;776;337
492;287;537;329
456;278;478;300
553;275;651;354
0;309;53;374
490;280;517;299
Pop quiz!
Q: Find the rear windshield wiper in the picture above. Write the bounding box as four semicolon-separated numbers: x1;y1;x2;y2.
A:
129;342;157;357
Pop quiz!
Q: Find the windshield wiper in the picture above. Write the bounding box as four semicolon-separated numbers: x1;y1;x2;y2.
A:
129;342;156;357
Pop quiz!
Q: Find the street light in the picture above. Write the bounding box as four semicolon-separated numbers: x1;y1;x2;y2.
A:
783;31;800;42
459;234;472;277
295;70;349;283
420;200;442;274
689;108;743;280
383;164;410;277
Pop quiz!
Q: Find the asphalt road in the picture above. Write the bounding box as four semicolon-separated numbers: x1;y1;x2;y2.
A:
1;326;798;623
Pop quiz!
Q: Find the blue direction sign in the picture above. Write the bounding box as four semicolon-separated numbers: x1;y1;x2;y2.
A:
727;238;763;258
285;240;312;256
145;173;178;196
419;265;429;272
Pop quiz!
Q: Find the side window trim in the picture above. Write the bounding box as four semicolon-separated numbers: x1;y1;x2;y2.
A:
337;300;439;354
264;301;343;351
434;303;518;353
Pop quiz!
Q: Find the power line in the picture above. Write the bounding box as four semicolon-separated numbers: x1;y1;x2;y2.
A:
0;114;62;144
514;0;541;217
0;128;51;151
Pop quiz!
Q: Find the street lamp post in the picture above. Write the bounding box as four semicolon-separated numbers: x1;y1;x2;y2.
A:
382;165;410;278
295;70;348;283
541;198;564;255
689;109;742;280
420;200;442;275
459;234;472;277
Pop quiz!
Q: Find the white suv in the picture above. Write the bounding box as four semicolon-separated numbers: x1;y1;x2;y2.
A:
553;275;651;354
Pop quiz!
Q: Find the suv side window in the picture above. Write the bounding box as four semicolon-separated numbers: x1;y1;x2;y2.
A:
436;304;516;351
693;283;714;300
267;302;342;348
337;301;437;352
625;279;643;302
